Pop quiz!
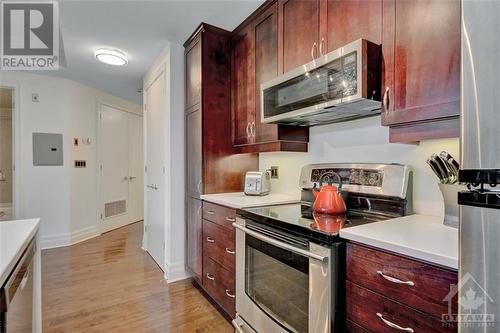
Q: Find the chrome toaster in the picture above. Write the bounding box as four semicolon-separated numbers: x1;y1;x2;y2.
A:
244;171;271;196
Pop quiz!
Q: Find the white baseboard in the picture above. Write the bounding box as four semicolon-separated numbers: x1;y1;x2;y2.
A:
41;225;100;249
164;261;190;283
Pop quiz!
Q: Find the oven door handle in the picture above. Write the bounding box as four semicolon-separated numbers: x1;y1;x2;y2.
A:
233;223;328;262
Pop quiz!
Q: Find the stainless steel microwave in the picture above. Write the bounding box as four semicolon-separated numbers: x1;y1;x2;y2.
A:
261;39;382;126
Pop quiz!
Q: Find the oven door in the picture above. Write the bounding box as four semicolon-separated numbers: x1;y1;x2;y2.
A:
233;218;334;333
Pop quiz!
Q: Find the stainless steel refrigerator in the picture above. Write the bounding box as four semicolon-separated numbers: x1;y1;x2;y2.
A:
459;1;500;332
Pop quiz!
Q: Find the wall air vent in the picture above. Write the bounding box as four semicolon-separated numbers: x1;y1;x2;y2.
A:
104;200;127;218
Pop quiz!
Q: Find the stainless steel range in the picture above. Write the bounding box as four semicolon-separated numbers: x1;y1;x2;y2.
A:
232;163;412;333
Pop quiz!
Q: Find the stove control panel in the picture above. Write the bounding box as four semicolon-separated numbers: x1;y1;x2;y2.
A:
311;168;384;187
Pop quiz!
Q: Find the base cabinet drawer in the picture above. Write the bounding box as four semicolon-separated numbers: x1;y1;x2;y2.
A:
203;257;236;318
347;243;457;318
203;219;236;271
202;202;237;229
347;281;455;333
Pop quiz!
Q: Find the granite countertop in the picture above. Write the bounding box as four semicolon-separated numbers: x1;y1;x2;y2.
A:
339;214;458;270
0;219;40;286
200;192;300;209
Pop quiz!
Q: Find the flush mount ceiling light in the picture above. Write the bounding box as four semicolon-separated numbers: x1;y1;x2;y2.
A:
94;49;128;66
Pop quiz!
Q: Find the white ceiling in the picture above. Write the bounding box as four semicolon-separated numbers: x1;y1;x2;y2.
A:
42;0;264;104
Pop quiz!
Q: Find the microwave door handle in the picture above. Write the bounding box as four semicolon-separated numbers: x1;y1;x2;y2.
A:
232;223;328;262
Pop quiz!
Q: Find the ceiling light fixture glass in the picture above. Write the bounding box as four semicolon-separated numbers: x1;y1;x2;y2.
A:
94;49;128;66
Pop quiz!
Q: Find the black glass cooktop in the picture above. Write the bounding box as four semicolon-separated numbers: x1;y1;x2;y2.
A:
237;203;390;244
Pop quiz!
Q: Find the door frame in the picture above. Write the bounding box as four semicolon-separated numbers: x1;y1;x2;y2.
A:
142;64;166;253
96;100;143;234
0;83;22;219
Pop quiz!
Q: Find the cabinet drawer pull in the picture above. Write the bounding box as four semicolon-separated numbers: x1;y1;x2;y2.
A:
206;237;215;243
206;210;215;215
225;289;236;298
206;273;215;280
225;217;236;222
377;271;414;286
225;248;235;255
376;313;414;332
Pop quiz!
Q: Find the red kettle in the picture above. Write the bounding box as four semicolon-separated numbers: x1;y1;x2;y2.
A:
312;173;347;215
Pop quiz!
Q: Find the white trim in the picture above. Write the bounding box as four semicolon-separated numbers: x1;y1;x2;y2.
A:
0;83;22;219
164;261;191;283
41;225;100;249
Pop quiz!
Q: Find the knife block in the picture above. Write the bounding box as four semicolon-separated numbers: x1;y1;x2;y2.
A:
438;183;467;228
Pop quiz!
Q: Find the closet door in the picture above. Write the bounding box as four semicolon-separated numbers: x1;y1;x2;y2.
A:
100;104;131;233
127;113;144;223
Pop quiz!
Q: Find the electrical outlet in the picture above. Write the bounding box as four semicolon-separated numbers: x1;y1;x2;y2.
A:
270;166;279;179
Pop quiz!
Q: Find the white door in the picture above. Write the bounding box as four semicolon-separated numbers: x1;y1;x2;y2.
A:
144;72;165;269
100;104;143;233
128;113;144;223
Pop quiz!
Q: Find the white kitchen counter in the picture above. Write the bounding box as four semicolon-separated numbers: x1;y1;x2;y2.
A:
200;192;300;209
339;214;458;270
0;218;40;286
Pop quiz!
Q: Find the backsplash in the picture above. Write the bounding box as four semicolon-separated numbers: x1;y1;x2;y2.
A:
259;116;460;217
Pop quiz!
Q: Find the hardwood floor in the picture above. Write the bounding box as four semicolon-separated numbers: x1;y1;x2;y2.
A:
42;222;232;332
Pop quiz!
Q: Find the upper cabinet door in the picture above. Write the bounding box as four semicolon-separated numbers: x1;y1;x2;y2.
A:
279;0;320;73
382;0;460;126
186;108;203;198
323;0;382;53
185;38;202;110
232;27;255;146
254;3;279;143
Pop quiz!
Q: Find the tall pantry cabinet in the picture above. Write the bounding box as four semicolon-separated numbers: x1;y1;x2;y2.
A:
184;24;258;283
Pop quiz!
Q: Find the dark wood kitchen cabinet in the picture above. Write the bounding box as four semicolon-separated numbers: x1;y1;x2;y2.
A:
202;201;237;318
185;39;201;111
186;197;202;283
231;1;309;153
232;25;255;146
184;23;258;290
278;0;321;73
322;0;382;52
346;243;458;332
381;0;461;143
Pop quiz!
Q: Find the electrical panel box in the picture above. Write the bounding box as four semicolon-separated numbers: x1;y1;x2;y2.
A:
33;133;64;166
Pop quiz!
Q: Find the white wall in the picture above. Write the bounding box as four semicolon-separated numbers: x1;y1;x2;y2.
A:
260;116;460;217
0;71;141;248
143;42;188;282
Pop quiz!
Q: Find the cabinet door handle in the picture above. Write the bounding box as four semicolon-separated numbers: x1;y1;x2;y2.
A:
319;38;325;56
197;205;202;218
225;289;236;298
246;122;251;138
225;217;236;222
311;42;318;60
377;271;414;286
250;122;255;137
376;313;414;332
206;273;215;280
225;248;235;255
206;210;215;215
197;180;202;194
383;87;390;111
206;237;215;243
